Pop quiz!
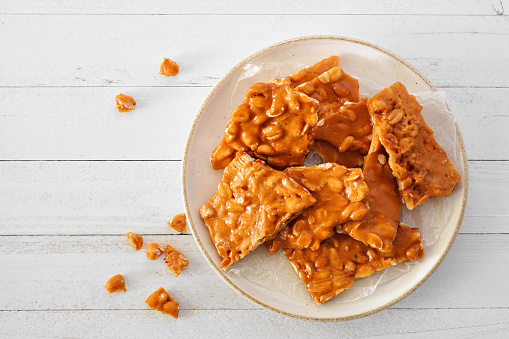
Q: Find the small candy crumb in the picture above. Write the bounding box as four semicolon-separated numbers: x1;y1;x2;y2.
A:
160;57;179;76
115;93;136;113
163;244;189;277
168;213;187;233
104;274;126;294
145;287;179;319
125;232;143;251
146;243;163;260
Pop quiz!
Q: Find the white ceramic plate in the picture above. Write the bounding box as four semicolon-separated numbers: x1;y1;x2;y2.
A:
182;36;468;321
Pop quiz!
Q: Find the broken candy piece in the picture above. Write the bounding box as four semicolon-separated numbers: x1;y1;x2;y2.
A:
104;274;126;294
160;57;179;76
115;93;136;113
145;287;179;319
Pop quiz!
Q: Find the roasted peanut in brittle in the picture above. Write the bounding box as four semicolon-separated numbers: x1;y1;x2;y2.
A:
284;223;424;304
341;134;402;252
145;287;179;319
200;152;316;270
210;82;319;170
311;98;372;167
368;82;461;209
104;274;126;294
163;244;189;277
168;213;187;233
265;163;370;253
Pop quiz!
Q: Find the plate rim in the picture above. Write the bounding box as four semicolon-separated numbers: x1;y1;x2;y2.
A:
182;35;469;321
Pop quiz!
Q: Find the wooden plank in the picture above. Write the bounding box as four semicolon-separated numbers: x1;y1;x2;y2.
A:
0;308;508;338
0;233;508;311
0;235;251;311
0;161;505;235
0;161;186;235
0;0;506;15
0;15;507;88
0;87;507;161
0;87;208;161
443;87;509;161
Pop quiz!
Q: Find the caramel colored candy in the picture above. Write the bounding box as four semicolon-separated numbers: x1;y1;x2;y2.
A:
168;213;187;233
341;134;402;253
311;99;372;167
200;152;316;270
145;287;179;319
266;163;369;253
367;82;461;209
104;274;126;294
164;245;189;277
115;93;136;113
146;243;163;260
160;57;179;76
284;224;424;304
125;232;143;251
211;82;319;170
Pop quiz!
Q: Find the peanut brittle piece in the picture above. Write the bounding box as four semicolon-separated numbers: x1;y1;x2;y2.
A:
146;243;163;260
265;163;369;253
125;232;143;251
368;82;461;209
211;82;319;170
312;140;365;168
280;56;339;87
145;287;179;319
200;152;316;270
159;57;179;76
284;223;424;304
311;98;372;167
168;213;187;233
115;93;136;113
295;67;359;106
104;274;126;294
163;244;189;277
341;135;402;252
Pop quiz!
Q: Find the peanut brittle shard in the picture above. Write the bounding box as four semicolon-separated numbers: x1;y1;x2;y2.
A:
282;56;339;87
284;223;424;304
164;244;189;277
145;287;179;319
104;274;126;294
296;66;359;106
265;163;370;253
311;98;372;167
168;213;187;233
200;152;316;270
312;140;365;168
367;82;461;209
341;134;402;252
211;82;319;170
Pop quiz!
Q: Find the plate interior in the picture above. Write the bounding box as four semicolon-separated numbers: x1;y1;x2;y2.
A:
183;37;468;320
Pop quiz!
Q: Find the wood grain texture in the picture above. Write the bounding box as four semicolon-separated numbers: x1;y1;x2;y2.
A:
0;309;508;338
1;1;508;335
0;234;507;311
0;15;508;88
0;87;507;161
0;160;503;235
1;0;507;15
0;87;207;160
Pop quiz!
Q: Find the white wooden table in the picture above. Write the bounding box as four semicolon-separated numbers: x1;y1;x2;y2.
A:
1;1;508;337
